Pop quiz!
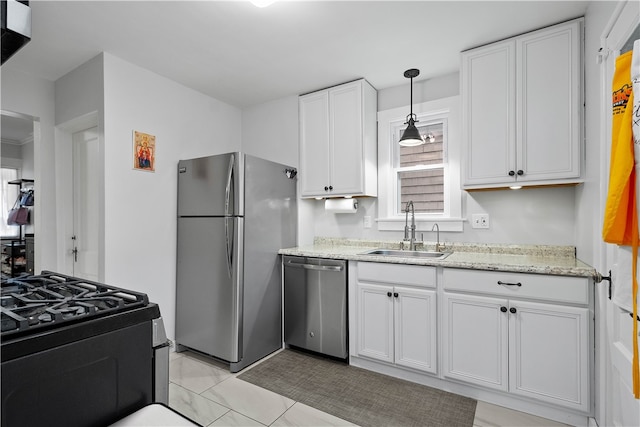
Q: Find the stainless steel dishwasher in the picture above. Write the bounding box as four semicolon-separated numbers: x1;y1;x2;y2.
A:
283;255;347;359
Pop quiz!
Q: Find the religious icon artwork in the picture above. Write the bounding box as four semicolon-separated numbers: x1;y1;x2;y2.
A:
133;131;156;172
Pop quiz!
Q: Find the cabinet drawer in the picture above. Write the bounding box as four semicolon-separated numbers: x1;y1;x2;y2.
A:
358;262;436;288
443;268;588;305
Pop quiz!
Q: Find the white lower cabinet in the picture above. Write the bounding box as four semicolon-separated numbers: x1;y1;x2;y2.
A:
442;269;591;413
355;263;437;374
349;262;593;423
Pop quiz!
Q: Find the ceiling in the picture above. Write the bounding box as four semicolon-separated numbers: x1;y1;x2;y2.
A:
1;0;592;141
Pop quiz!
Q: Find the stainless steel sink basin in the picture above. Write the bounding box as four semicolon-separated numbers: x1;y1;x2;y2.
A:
361;249;452;260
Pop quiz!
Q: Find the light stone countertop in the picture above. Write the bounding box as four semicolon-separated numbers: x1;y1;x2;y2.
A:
278;238;596;278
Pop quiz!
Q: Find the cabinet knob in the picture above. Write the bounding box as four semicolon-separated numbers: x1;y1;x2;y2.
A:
508;170;515;176
329;185;333;191
387;292;392;297
324;186;329;191
393;292;399;298
517;170;524;176
509;307;517;314
500;306;508;313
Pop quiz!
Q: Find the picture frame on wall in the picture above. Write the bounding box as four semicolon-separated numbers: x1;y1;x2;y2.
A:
133;130;156;172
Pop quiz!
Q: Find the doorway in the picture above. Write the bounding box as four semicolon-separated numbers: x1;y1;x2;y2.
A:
56;112;102;281
71;127;99;280
598;4;640;426
1;110;37;276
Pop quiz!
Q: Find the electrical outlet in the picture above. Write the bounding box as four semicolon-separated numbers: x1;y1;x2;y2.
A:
472;213;490;229
363;216;372;229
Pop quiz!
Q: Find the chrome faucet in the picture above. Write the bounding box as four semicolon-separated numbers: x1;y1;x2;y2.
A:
432;223;442;252
404;201;416;250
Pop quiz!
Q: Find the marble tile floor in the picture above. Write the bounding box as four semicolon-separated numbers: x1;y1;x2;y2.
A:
168;350;569;427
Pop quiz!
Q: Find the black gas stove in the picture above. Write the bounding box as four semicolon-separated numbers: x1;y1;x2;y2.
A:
1;271;170;427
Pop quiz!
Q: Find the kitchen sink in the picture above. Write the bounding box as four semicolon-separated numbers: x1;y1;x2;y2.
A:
360;249;452;260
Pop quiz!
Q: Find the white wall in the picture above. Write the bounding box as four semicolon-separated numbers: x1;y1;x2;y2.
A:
54;54;105;278
576;1;620;266
300;71;579;247
241;95;298;167
101;53;241;342
0;67;56;272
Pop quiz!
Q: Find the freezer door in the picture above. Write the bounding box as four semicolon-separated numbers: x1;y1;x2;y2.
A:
175;217;243;362
177;153;244;217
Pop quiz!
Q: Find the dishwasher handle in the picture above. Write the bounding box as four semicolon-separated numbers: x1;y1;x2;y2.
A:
285;260;344;272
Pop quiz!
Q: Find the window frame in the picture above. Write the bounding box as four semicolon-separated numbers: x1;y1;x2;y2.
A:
392;117;448;216
377;96;463;232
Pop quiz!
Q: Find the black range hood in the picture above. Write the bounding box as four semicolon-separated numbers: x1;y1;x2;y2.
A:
1;0;31;65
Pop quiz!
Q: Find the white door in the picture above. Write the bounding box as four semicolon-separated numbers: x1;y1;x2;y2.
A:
394;286;437;374
442;292;509;391
509;300;589;412
299;90;330;197
72;127;99;281
461;40;516;186
356;282;394;363
517;20;581;183
329;81;363;196
599;4;640;426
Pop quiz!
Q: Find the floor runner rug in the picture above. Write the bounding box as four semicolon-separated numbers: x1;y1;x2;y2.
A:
238;349;477;427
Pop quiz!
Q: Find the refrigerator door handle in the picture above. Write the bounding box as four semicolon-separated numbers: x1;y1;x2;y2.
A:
225;153;235;217
224;154;235;277
225;217;233;278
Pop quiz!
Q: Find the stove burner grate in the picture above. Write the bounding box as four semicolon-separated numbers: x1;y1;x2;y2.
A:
1;271;149;336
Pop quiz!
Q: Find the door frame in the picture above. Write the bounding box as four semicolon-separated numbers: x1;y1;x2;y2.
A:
597;2;640;425
55;111;104;280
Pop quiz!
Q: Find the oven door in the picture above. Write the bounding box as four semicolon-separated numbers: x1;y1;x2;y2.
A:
1;322;154;427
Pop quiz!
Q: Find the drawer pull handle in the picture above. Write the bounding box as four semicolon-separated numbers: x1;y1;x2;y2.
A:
497;280;522;287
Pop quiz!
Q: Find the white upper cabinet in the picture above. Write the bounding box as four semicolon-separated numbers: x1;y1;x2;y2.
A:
461;19;583;189
299;79;377;198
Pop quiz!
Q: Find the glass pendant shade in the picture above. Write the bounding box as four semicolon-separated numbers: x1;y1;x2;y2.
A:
399;117;423;146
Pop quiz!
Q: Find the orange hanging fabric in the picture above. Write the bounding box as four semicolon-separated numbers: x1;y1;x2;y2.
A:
602;49;640;399
631;39;640;400
604;51;634;245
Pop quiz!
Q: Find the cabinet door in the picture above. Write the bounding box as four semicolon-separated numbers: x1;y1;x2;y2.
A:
509;300;589;412
356;283;394;363
299;91;330;197
462;40;516;186
329;81;363;196
443;293;509;391
516;21;581;182
394;287;437;374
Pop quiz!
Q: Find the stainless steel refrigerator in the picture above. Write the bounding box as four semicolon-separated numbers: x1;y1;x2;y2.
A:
175;152;297;372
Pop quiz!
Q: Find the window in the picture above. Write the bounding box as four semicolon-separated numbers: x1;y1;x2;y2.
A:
377;96;462;232
395;120;446;215
1;167;20;238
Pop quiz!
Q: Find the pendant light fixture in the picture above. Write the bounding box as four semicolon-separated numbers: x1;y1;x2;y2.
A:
399;68;424;147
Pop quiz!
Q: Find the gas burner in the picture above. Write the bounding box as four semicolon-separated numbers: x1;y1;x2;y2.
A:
1;271;149;336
